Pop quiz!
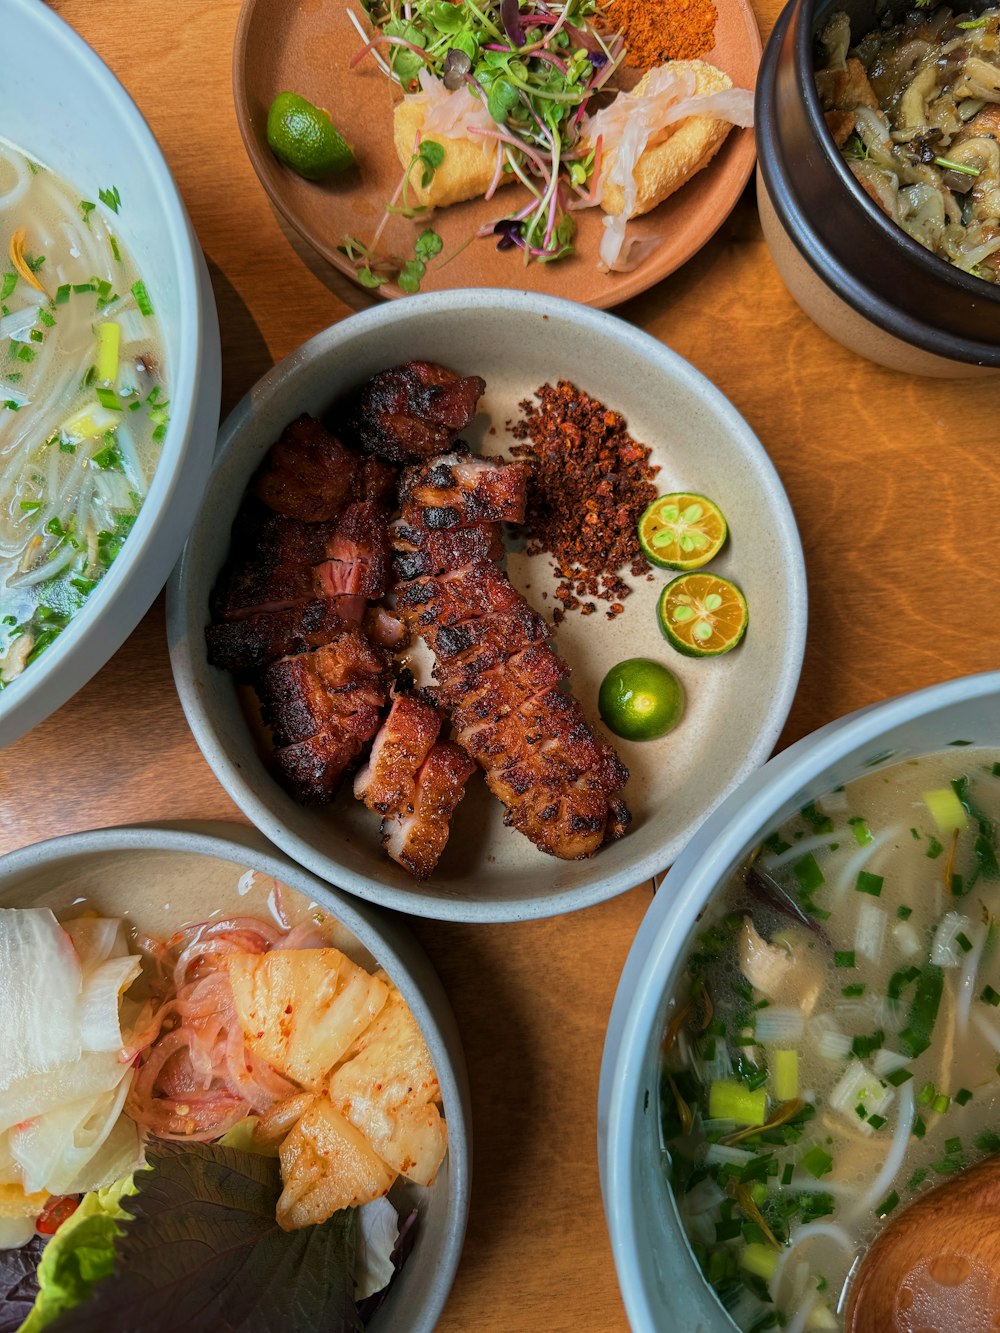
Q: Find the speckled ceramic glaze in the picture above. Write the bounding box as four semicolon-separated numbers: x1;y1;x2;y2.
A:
0;822;470;1333
167;290;807;922
599;670;1000;1331
0;0;222;747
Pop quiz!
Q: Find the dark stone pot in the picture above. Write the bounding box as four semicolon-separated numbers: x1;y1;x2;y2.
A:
755;0;1000;374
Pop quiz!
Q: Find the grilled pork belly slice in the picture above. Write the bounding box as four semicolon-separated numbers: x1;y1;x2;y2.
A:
391;519;505;581
258;631;390;801
393;449;630;860
395;558;524;629
349;361;486;464
398;452;527;529
205;598;365;676
381;741;477;879
253;414;359;522
258;632;388;748
354;694;442;816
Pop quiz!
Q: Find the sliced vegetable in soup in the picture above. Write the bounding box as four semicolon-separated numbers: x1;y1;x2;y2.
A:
0;140;167;687
661;749;1000;1331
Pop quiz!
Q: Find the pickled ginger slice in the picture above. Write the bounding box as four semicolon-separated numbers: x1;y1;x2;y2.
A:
225;949;389;1092
328;971;447;1186
0;1051;128;1136
62;917;130;974
0;908;82;1091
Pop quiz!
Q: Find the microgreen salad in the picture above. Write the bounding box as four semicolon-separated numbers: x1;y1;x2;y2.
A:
661;749;1000;1331
343;0;753;282
347;0;621;275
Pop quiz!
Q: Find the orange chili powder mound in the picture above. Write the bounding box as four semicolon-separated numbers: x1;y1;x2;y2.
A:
609;0;718;67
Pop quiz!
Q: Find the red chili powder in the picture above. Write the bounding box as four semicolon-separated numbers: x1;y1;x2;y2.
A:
510;381;659;623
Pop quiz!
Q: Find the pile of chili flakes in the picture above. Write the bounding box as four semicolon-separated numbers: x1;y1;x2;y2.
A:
509;381;659;623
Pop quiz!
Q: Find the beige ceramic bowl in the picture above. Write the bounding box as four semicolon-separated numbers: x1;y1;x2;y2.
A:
167;291;806;921
0;823;470;1333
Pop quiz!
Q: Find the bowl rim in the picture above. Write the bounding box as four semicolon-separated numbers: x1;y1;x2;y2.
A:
599;667;1000;1331
0;0;221;747
0;819;471;1333
167;288;807;922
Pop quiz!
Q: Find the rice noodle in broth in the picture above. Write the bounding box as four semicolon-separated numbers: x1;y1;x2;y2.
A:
0;139;167;687
661;748;1000;1329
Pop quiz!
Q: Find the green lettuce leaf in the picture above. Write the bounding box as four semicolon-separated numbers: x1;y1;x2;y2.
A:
20;1176;138;1332
45;1142;361;1333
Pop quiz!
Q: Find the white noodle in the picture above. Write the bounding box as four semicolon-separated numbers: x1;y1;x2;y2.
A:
833;826;899;900
957;920;988;1037
851;1079;915;1220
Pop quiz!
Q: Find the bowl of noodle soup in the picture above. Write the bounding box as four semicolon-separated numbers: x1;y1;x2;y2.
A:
0;0;221;745
600;670;1000;1331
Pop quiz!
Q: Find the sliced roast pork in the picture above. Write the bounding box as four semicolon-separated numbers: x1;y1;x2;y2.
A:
354;694;475;878
391;452;630;860
348;362;486;464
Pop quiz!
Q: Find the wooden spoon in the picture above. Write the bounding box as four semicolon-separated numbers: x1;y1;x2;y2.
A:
846;1153;1000;1333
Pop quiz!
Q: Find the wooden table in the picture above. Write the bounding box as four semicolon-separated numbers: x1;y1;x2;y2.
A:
7;3;1000;1328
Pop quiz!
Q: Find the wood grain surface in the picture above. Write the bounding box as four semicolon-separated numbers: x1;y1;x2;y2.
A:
4;2;1000;1329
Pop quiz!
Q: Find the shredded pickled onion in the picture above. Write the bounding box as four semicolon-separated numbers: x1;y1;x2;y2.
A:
126;920;297;1143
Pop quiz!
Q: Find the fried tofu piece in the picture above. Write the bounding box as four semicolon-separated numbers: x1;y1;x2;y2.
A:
599;60;739;219
328;972;447;1185
276;1096;395;1229
815;56;880;113
393;100;514;209
225;949;388;1092
825;109;857;147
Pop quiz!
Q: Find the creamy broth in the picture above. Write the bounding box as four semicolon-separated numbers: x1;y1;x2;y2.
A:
0;139;167;685
662;748;1000;1330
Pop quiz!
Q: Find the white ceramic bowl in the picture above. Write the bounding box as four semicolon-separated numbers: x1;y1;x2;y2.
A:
598;669;1000;1331
0;0;221;746
0;821;470;1333
167;290;806;922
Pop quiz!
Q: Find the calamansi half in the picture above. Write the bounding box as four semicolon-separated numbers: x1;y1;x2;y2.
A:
266;92;355;181
638;492;728;571
598;657;685;741
657;573;748;658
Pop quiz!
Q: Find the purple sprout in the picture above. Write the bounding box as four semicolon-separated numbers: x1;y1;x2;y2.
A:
493;218;524;251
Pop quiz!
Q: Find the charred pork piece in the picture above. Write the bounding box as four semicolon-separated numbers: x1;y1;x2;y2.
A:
364;606;410;651
395;559;524;630
253;414;359;522
205;599;364;677
258;630;390;802
354;694;442;816
355;694;475;878
391;519;505;581
381;742;477;879
398;453;527;529
349;362;485;464
393;451;630;860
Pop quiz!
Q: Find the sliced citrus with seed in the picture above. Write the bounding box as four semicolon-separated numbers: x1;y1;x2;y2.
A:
657;573;748;658
638;492;728;570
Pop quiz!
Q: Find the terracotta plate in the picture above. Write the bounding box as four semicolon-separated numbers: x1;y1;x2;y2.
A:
232;0;761;307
